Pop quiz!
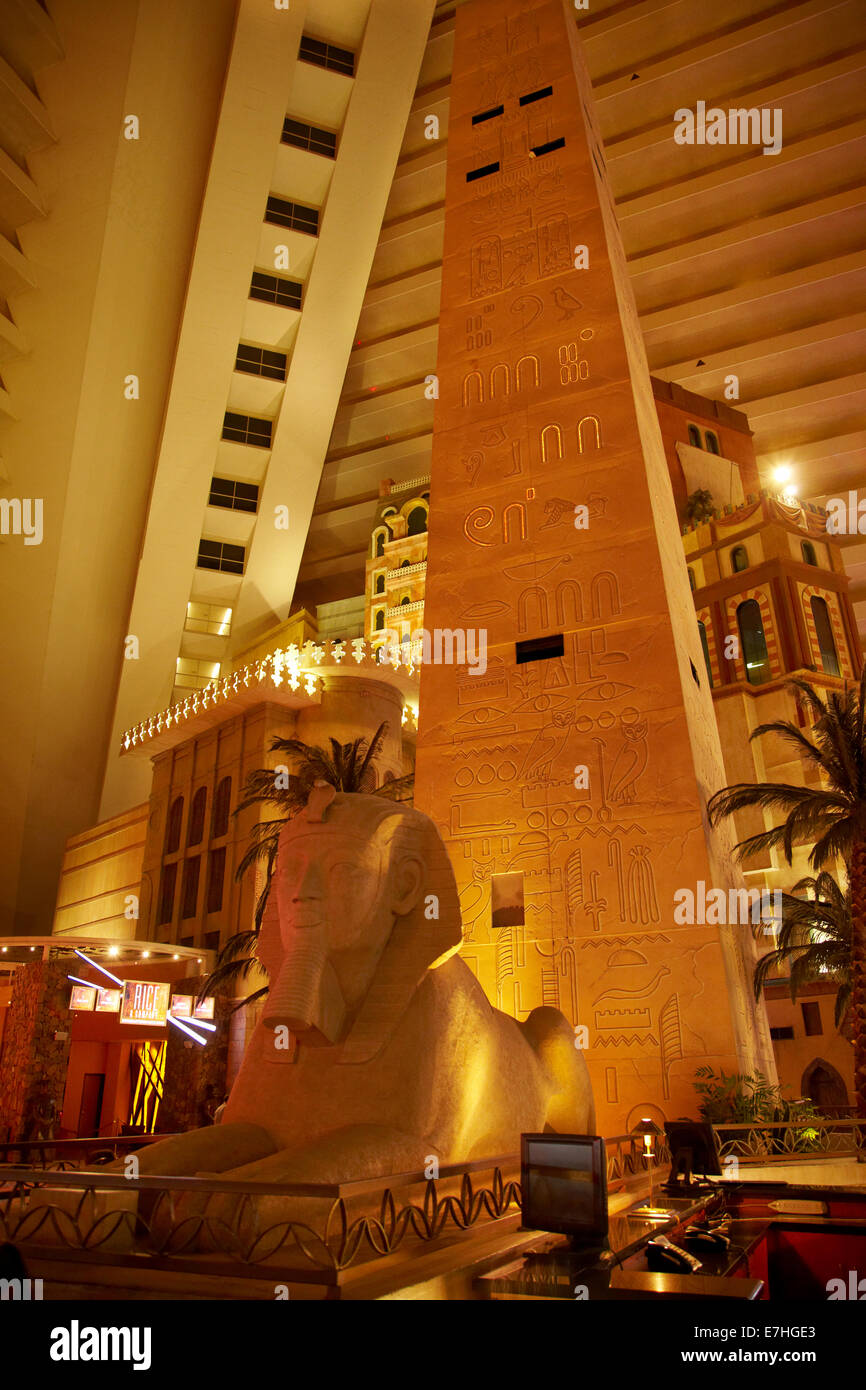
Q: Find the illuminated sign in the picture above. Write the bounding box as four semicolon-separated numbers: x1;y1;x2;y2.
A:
193;997;215;1021
120;980;170;1026
169;996;192;1018
70;984;96;1012
95;988;121;1013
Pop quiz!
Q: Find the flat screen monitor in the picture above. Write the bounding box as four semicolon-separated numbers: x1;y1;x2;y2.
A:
521;1133;608;1242
664;1120;722;1182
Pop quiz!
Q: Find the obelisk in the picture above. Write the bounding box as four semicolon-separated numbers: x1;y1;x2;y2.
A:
413;0;775;1131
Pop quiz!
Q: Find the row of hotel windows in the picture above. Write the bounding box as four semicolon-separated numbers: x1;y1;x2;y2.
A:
176;42;350;645
698;595;840;689
157;781;232;925
689;539;821;590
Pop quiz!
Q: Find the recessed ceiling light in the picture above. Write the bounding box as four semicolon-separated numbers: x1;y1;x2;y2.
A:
773;465;793;484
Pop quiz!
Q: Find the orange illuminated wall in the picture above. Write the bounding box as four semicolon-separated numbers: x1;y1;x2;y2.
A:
414;0;774;1132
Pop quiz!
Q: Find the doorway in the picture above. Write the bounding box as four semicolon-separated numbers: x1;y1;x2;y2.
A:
77;1072;105;1137
801;1057;849;1115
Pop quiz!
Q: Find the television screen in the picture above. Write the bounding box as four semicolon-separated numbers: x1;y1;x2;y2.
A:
521;1134;608;1240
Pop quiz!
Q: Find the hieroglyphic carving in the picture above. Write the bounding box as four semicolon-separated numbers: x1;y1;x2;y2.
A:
591;570;621;620
565;848;583;936
490;361;511;398
464;504;495;547
607;838;626;922
502;502;527;543
584;869;606;933
577;415;603;452
463;451;483;485
558;342;590;385
607;711;649;804
552;287;582;320
517;584;549;632
626;845;659;923
537;214;572;276
511;293;543;328
515;354;540;390
463;371;484;407
659;994;684;1100
555;579;583;627
461;357;542;406
466;309;494;350
540;423;563;463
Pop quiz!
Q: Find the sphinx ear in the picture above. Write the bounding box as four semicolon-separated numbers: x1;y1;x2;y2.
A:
391;855;425;916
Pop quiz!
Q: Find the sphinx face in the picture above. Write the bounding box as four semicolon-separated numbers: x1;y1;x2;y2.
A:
262;824;392;1044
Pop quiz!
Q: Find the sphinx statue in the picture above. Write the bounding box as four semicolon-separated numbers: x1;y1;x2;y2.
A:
134;786;594;1184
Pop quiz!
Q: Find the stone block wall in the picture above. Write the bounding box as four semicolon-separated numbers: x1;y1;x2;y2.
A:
157;976;231;1133
0;960;71;1142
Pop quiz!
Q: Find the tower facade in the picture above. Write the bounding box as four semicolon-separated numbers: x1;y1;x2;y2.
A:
414;0;775;1132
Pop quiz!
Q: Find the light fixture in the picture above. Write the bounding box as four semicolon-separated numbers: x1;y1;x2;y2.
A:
168;1015;206;1047
30;946;35;952
141;951;150;959
631;1118;674;1219
173;954;180;961
108;946;119;957
1;947;6;953
73;948;123;987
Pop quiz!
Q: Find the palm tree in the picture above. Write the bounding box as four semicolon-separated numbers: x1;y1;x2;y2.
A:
202;722;413;1011
706;669;866;1123
753;872;852;1029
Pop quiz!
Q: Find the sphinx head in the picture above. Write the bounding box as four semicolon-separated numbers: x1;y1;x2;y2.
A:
257;791;462;1054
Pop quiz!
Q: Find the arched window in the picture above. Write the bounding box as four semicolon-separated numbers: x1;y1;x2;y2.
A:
705;430;720;455
687;424;701;448
737;599;771;686
375;573;385;594
810;597;840;677
165;797;184;855
213;777;232;838
698;621;713;688
375;609;385;631
400;559;410;568
382;507;397;518
688;568;696;592
374;532;385;558
801;540;817;566
731;545;749;574
187;787;207;846
401;596;410;605
407;506;427;536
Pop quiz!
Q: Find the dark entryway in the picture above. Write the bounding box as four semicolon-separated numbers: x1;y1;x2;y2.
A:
801;1058;849;1114
77;1072;105;1137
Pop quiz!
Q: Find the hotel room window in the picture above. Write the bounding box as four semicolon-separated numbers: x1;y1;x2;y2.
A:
810;597;840;677
737;600;771;686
